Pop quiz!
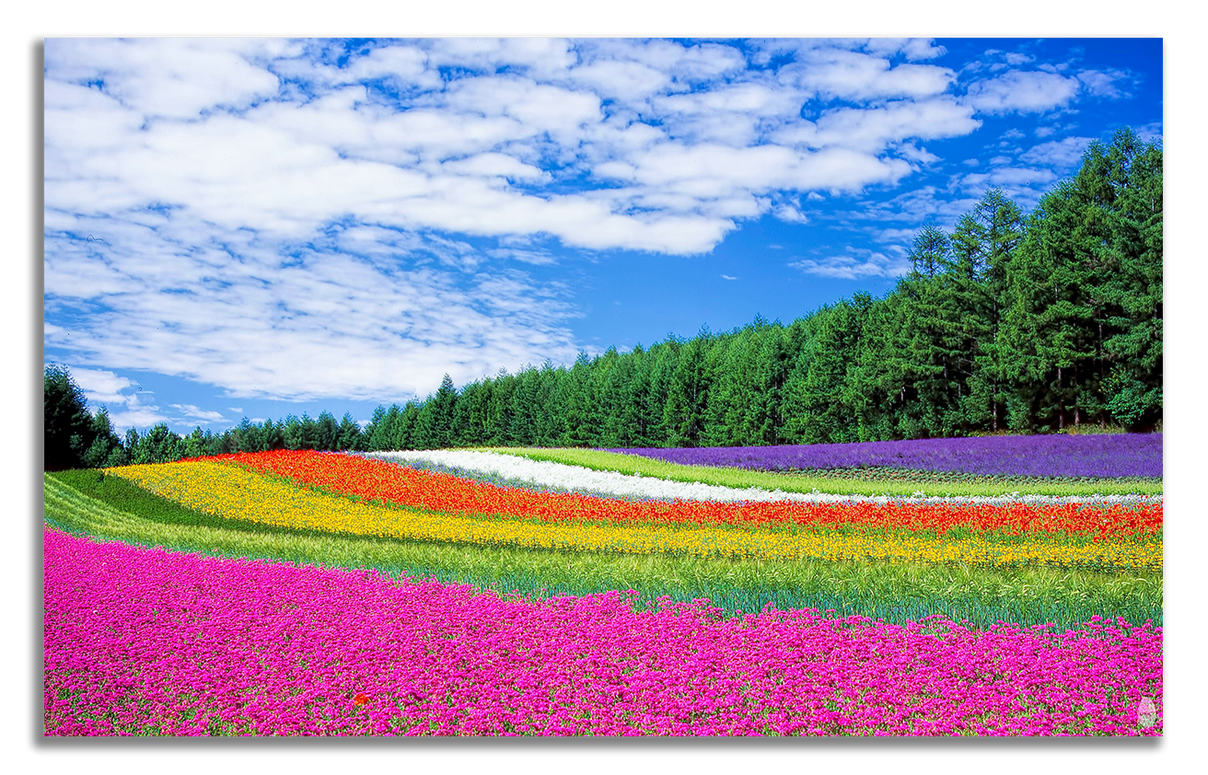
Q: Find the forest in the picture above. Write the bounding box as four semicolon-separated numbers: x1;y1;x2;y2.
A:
44;127;1162;470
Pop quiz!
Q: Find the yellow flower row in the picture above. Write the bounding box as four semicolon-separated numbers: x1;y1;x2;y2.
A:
108;461;1161;571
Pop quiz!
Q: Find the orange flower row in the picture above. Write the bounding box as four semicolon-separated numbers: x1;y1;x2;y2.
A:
216;450;1162;539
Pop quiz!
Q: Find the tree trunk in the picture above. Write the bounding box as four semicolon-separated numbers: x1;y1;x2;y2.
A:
1057;366;1063;429
1074;362;1080;427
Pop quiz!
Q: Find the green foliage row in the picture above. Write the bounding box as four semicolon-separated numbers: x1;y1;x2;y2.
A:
45;472;1162;631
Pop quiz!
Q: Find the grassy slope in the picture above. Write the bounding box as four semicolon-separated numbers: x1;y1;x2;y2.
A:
477;447;1163;498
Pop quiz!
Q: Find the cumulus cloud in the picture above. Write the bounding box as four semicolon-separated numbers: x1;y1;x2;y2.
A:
775;98;980;153
965;70;1081;114
171;404;227;423
1019;136;1094;169
1077;68;1136;98
788;248;910;280
69;366;138;409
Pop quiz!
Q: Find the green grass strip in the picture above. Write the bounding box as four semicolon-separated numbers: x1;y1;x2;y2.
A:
45;471;1162;631
478;447;1164;498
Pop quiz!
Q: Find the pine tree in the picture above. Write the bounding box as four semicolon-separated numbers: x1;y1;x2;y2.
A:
337;413;363;451
82;407;125;468
44;365;97;471
429;374;458;448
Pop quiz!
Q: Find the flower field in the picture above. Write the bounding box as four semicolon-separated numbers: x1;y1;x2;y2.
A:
43;436;1163;736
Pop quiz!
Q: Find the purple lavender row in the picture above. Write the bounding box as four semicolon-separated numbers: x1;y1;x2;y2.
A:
605;433;1162;479
45;529;1162;736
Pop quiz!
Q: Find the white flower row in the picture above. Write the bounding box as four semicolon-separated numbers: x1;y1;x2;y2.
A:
360;449;1159;506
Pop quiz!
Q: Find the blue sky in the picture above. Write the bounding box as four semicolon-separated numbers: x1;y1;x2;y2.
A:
42;37;1164;434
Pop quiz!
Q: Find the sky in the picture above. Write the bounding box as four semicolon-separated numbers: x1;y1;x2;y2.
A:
42;36;1164;434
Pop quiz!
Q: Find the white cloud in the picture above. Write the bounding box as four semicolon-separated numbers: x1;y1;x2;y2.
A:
1077;68;1134;98
780;46;956;101
171;404;227;423
960;167;1057;188
965;70;1081;114
864;38;947;61
426;38;578;79
788;248;910;280
45;38;288;120
773;203;807;223
1136;122;1164;144
568;59;669;102
1019;136;1093;169
775;98;980;153
68;366;137;408
442;152;551;182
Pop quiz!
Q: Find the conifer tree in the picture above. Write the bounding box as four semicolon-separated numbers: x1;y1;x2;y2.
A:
44;365;97;471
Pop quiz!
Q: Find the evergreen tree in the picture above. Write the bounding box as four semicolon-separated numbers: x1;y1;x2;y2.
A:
532;361;562;446
315;411;339;451
44;365;96;471
336;413;363;451
394;402;420;449
698;322;790;448
1002;182;1101;432
282;415;304;449
589;348;623;447
663;332;713;447
781;297;869;443
452;382;489;446
364;405;385;448
232;417;260;452
82;407;125;468
507;367;543;446
701;333;746;447
365;405;395;451
644;340;679;446
909;223;953;278
556;353;595;446
1081;128;1163;429
616;344;657;447
486;371;516;445
752;323;794;445
964;189;1025;432
264;419;286;450
182;427;219;459
425;374;458;448
857;284;926;439
129;423;185;464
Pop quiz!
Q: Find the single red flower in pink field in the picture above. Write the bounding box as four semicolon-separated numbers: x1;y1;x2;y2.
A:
353;693;371;706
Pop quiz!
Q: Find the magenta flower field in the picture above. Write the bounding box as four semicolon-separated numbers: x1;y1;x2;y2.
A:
44;528;1161;736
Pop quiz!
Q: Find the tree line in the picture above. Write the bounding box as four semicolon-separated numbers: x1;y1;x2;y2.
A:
44;127;1161;470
